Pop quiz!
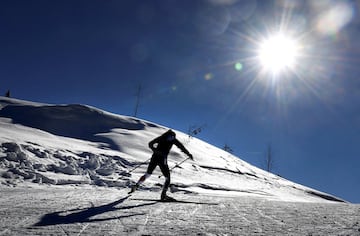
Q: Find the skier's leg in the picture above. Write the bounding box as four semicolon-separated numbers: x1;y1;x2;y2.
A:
131;156;157;192
137;173;150;185
159;161;171;199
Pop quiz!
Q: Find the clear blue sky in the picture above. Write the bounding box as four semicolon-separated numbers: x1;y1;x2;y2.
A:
1;0;360;203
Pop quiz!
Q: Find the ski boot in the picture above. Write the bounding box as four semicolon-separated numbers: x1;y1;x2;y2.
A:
160;194;176;202
128;184;138;194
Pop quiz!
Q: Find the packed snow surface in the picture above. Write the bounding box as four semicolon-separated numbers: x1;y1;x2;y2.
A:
1;97;358;235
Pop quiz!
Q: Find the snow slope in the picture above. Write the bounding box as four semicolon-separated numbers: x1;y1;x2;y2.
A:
1;187;359;235
0;96;344;203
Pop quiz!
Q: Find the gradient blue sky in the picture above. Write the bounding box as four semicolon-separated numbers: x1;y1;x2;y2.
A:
1;0;360;203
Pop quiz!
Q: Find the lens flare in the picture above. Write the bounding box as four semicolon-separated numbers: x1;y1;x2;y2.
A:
234;62;243;71
204;73;214;80
257;33;299;74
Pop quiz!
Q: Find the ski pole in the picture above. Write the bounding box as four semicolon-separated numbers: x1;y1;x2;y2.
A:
128;157;151;173
158;156;191;178
170;157;191;171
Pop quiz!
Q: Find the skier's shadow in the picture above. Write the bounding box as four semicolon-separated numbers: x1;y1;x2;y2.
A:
34;196;155;226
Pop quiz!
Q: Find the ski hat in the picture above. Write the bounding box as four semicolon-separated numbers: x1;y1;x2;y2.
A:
166;129;176;136
164;129;176;140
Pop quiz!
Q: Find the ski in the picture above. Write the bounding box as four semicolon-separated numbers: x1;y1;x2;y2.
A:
130;198;218;205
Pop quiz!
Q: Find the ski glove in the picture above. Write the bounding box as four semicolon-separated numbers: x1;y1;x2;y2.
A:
188;154;194;160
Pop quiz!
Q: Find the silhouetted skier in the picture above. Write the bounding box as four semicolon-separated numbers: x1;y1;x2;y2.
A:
130;129;193;201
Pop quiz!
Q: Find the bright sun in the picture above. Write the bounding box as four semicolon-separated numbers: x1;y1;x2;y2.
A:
257;33;299;74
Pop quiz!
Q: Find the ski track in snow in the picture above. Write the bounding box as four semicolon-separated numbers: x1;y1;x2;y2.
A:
0;186;359;235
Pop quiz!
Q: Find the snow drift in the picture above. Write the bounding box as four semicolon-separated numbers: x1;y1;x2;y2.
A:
0;97;344;203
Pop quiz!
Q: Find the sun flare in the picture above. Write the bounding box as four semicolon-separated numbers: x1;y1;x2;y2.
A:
257;33;299;74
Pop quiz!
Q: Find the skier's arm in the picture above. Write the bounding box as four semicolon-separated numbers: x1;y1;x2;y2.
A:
174;139;193;160
148;137;160;151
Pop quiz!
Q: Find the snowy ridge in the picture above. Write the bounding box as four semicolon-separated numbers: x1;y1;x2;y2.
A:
0;96;344;203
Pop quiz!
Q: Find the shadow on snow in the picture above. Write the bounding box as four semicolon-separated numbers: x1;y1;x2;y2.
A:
34;195;155;226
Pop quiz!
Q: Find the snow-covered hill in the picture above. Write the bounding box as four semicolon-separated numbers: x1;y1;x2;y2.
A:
0;97;344;203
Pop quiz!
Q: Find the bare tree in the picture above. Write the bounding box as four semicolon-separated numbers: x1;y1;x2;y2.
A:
186;124;206;144
188;125;202;138
224;144;233;154
264;144;274;172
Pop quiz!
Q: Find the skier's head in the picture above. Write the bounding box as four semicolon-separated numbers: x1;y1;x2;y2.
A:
164;129;176;141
